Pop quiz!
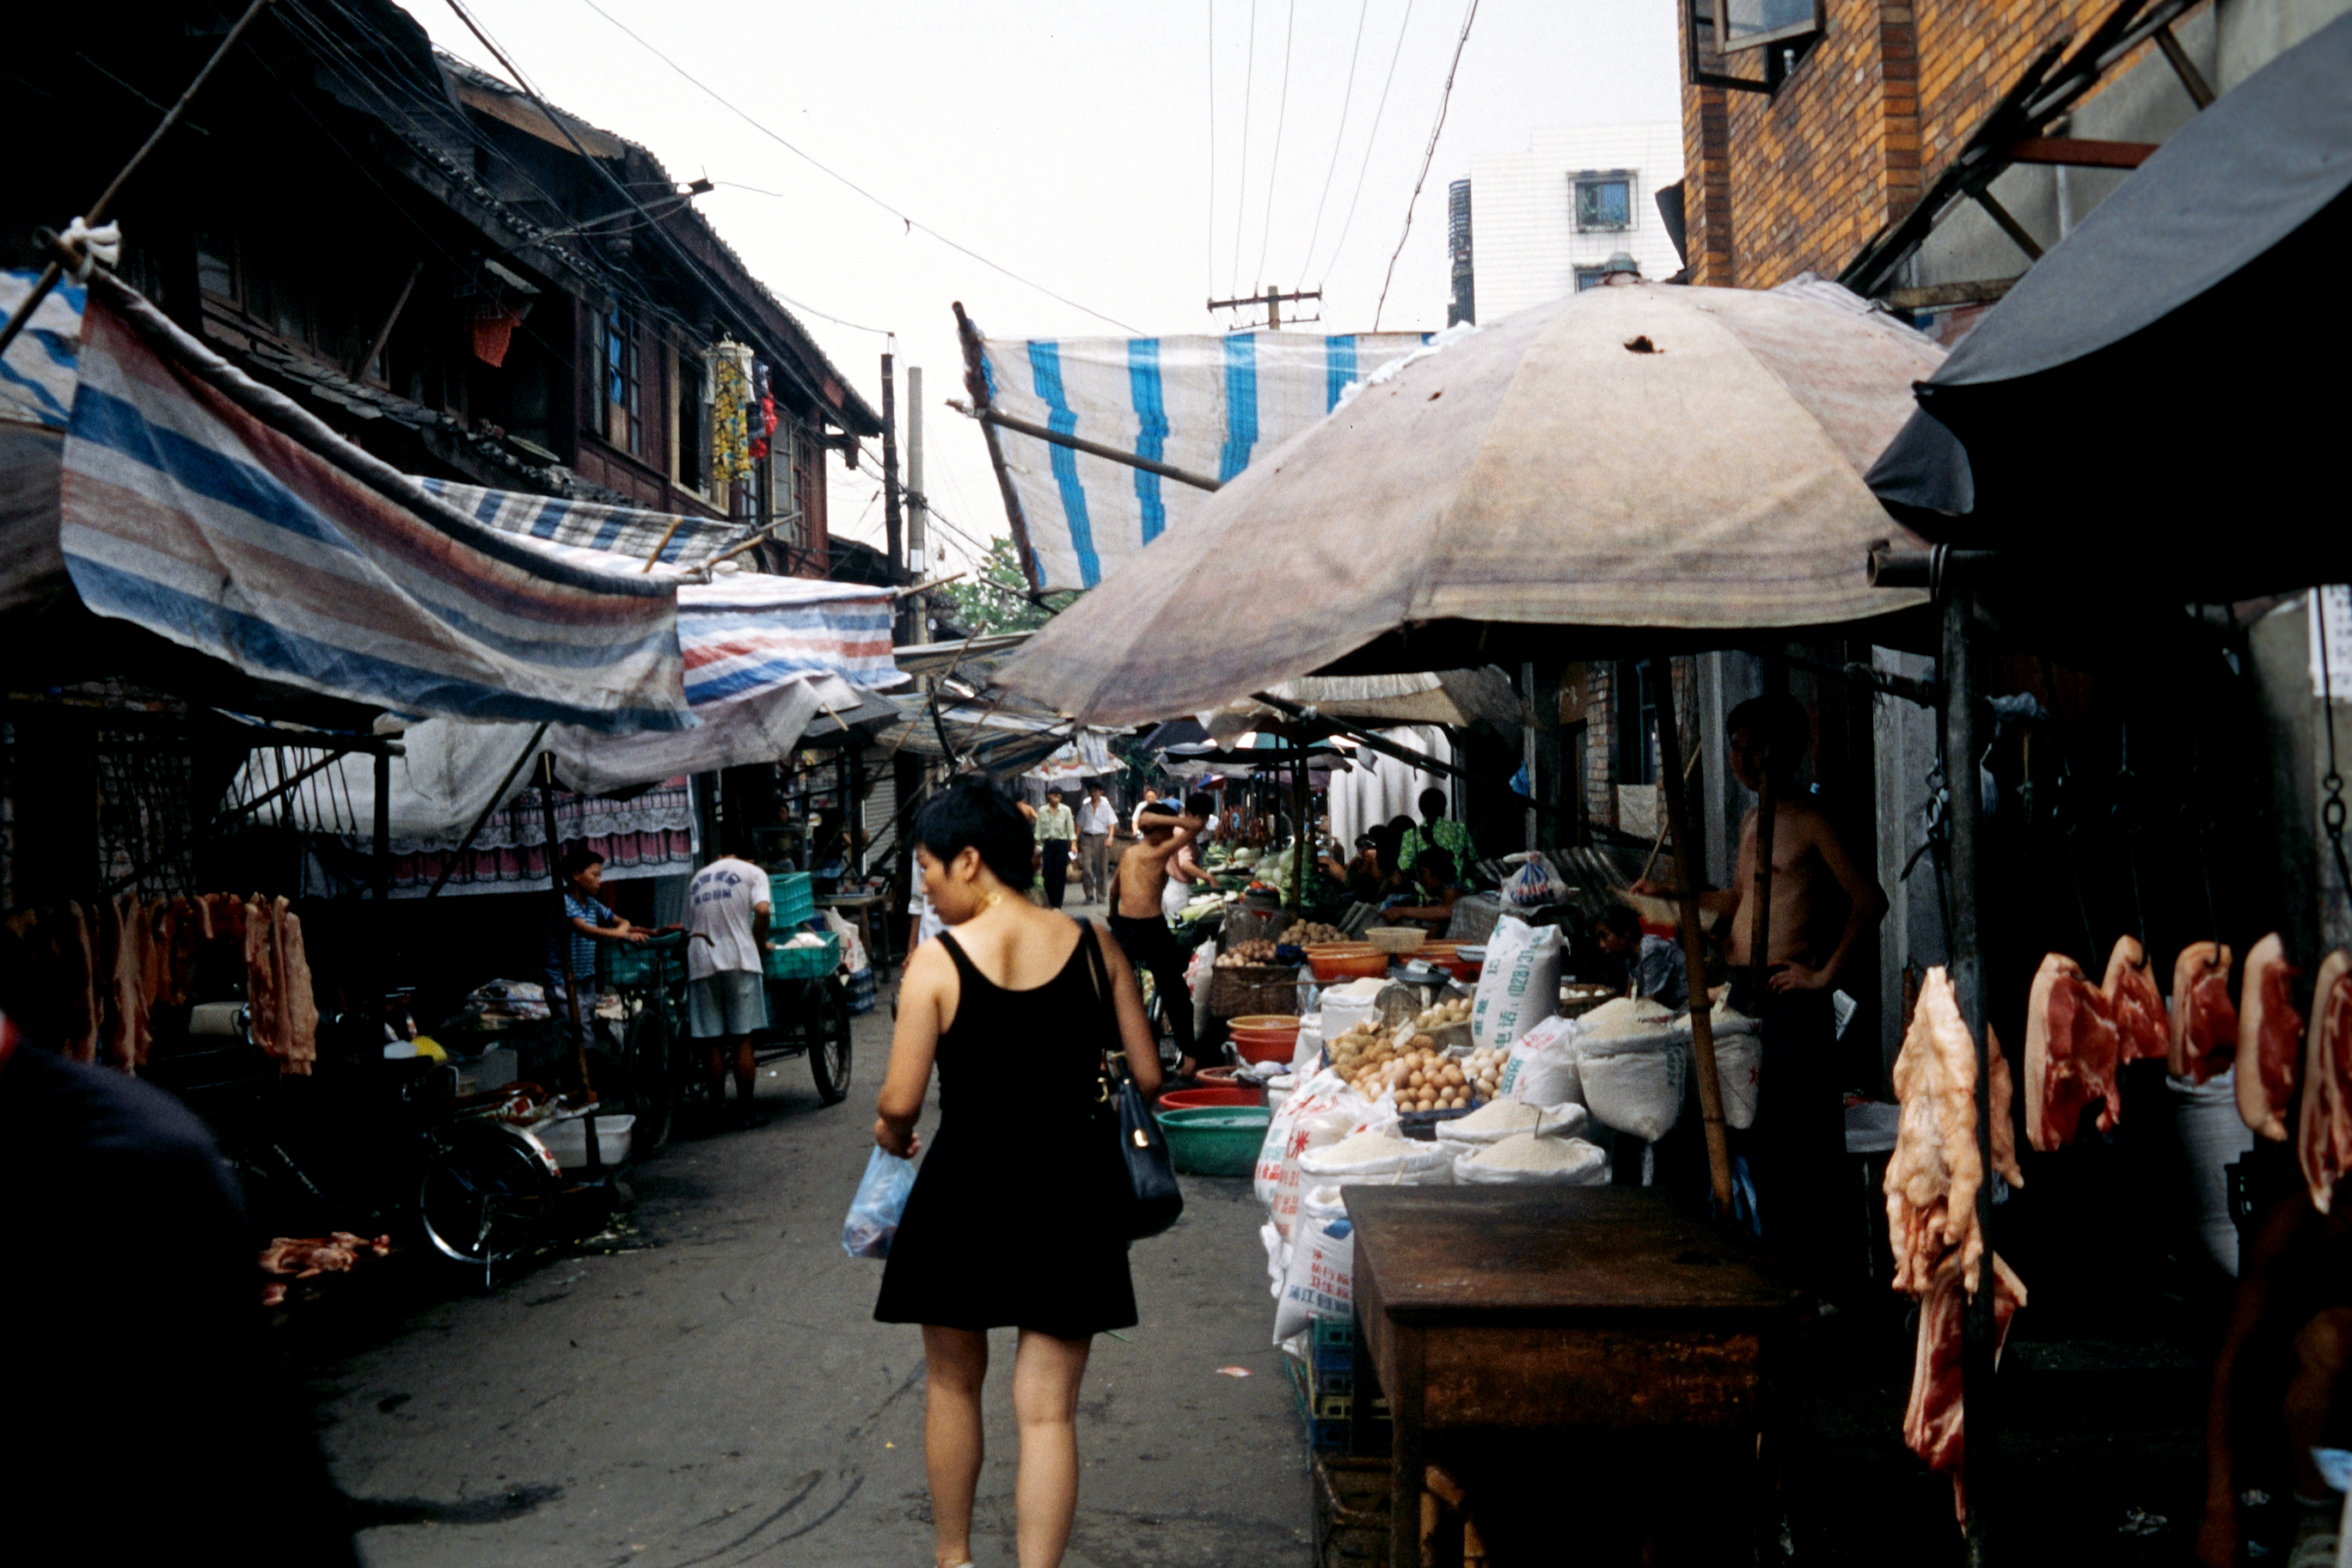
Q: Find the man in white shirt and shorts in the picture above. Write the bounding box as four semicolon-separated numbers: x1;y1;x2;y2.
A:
688;851;771;1127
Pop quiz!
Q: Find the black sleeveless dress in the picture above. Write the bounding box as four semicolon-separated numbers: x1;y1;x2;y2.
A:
873;922;1138;1339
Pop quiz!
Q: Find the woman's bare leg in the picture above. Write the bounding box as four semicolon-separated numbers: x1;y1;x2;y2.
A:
1010;1329;1093;1568
922;1326;989;1567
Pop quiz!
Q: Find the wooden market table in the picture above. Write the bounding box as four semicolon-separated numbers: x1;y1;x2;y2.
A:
1345;1185;1804;1564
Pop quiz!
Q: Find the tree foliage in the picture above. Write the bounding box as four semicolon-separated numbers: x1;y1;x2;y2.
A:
937;536;1075;636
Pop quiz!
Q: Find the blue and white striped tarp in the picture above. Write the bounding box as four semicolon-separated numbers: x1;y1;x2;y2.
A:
419;477;746;571
0;270;85;431
60;296;691;732
977;331;1431;591
677;575;901;707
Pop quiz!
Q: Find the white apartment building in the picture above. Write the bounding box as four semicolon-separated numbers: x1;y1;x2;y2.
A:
1449;123;1688;324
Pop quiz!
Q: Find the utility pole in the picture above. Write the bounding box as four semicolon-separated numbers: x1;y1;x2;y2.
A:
879;346;904;603
1206;285;1322;331
906;366;929;647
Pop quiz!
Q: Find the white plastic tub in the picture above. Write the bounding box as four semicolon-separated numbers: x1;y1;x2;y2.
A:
535;1112;634;1170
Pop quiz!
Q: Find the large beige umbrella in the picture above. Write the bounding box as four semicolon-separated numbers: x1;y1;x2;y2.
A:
996;278;1941;726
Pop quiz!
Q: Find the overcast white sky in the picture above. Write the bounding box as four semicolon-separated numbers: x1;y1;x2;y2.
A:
415;0;1681;574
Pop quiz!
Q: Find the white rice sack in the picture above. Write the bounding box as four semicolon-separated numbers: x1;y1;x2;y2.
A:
1260;1219;1289;1298
1256;1070;1369;1240
1290;1020;1325;1076
1577;995;1678;1049
1442;1096;1589;1145
1578;1038;1690;1142
1706;1031;1761;1130
1271;1205;1356;1343
1470;916;1563;1054
1498;1014;1583;1106
1297;1127;1456;1185
1452;1134;1609;1185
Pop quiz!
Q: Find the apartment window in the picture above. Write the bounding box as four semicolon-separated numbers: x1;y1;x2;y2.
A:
1711;0;1822;52
1574;173;1633;233
1575;266;1611;292
602;307;641;455
675;349;707;493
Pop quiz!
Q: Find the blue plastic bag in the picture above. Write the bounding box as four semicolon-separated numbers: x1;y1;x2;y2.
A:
842;1147;916;1259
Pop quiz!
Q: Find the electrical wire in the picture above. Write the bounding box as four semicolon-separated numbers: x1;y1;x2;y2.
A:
1373;0;1480;331
1315;0;1417;286
1230;0;1259;294
1297;0;1373;286
1252;0;1297;289
568;0;1142;334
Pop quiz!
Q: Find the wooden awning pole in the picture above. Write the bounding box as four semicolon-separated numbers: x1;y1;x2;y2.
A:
1940;585;1997;1564
1748;652;1782;1004
1650;660;1733;1214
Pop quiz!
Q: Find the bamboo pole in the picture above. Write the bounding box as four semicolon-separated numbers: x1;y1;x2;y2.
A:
1649;660;1733;1213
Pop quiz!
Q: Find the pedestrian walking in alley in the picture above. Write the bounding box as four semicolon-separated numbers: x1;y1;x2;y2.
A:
1034;787;1075;910
1075;781;1118;904
686;847;771;1126
1110;795;1210;1078
545;847;647;1051
872;775;1164;1568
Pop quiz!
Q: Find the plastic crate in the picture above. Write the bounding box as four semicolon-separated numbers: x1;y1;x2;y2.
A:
768;873;816;927
603;935;685;989
763;931;841;982
1311;1452;1392;1566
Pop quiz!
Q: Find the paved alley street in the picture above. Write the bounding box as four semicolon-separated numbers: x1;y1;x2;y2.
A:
309;999;1311;1568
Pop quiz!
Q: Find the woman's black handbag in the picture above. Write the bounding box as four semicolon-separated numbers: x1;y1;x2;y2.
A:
1081;923;1184;1240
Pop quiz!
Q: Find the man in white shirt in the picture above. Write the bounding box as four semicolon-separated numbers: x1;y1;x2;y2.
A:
687;851;771;1127
1075;781;1119;905
1129;786;1161;833
1033;787;1077;910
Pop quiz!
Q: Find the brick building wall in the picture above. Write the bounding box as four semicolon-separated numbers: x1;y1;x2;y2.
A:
1681;0;2126;289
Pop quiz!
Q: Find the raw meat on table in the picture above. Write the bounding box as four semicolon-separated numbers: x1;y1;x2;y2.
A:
2102;935;2170;1063
2170;941;2238;1084
1902;1248;2026;1524
2238;932;2304;1142
2298;951;2352;1212
2024;953;2122;1152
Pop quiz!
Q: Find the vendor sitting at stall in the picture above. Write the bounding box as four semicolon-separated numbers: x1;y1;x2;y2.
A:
1320;835;1386;903
545;847;648;1050
1381;846;1464;932
1398;787;1479;888
1592;903;1690;1012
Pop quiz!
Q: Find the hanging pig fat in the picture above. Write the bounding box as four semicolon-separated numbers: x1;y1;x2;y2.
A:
2237;933;2304;1142
2024;953;2123;1151
2297;952;2352;1210
2102;936;2170;1063
2170;942;2238;1084
1885;968;2023;1295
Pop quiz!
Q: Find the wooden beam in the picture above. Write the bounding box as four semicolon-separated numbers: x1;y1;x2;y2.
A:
2006;135;2156;168
1884;277;2023;310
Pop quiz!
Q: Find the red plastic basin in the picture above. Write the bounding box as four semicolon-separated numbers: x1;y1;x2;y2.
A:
1161;1085;1265;1110
1232;1035;1298;1066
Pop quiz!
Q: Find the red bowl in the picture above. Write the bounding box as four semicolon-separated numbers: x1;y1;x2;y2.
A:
1311;951;1390;983
1161;1085;1265;1110
1232;1035;1299;1066
1197;1065;1247;1088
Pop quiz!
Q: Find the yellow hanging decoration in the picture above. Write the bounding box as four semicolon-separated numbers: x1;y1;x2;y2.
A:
710;343;754;487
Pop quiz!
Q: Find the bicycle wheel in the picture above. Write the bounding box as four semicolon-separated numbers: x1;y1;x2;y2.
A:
625;1001;676;1151
805;979;853;1106
418;1120;555;1269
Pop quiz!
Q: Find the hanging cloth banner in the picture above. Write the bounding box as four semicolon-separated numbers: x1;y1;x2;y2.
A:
975;329;1431;591
677;575;902;707
58;293;689;732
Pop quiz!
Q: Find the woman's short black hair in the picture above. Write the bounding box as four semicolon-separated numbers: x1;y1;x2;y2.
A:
914;775;1035;888
1416;847;1456;885
558;845;604;879
1594;903;1643;943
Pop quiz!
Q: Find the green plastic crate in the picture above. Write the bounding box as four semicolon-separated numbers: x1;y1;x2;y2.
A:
763;930;840;981
768;873;816;927
603;934;685;989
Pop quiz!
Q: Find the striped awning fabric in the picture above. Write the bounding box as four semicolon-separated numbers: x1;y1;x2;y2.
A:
60;295;690;732
977;330;1431;591
419;478;748;571
677;574;903;707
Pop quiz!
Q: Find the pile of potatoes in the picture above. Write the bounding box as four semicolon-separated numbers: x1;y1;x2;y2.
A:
1416;997;1473;1030
1329;1019;1489;1112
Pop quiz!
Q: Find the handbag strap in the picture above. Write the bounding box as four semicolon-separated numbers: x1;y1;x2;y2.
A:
1076;922;1127;1085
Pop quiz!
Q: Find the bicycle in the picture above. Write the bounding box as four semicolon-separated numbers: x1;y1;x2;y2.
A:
605;932;854;1132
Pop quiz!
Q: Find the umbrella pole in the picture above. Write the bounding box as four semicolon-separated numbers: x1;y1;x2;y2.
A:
1291;739;1309;917
1650;661;1734;1214
1940;586;1997;1564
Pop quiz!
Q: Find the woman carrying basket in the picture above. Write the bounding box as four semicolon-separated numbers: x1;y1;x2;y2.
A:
873;775;1165;1568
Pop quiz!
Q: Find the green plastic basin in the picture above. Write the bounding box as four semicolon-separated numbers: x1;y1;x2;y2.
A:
1155;1105;1272;1178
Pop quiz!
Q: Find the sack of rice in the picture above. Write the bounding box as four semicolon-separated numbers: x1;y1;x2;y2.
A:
1577;1034;1689;1142
1576;995;1679;1051
1708;1030;1761;1130
1498;1014;1583;1106
1451;1133;1609;1185
1470;916;1563;1054
1271;1195;1356;1341
1297;1126;1455;1185
1442;1094;1589;1145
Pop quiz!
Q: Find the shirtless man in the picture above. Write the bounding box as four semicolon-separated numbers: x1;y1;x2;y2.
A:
1109;794;1209;1077
1635;693;1886;1278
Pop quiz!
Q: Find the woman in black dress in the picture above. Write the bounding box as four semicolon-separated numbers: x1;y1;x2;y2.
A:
873;777;1163;1568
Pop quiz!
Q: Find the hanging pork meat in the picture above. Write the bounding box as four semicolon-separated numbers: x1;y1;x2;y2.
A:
1885;968;2023;1296
1903;1247;2027;1524
2237;933;2304;1142
2297;951;2352;1210
2024;953;2123;1152
2102;936;2170;1063
2169;941;2238;1084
